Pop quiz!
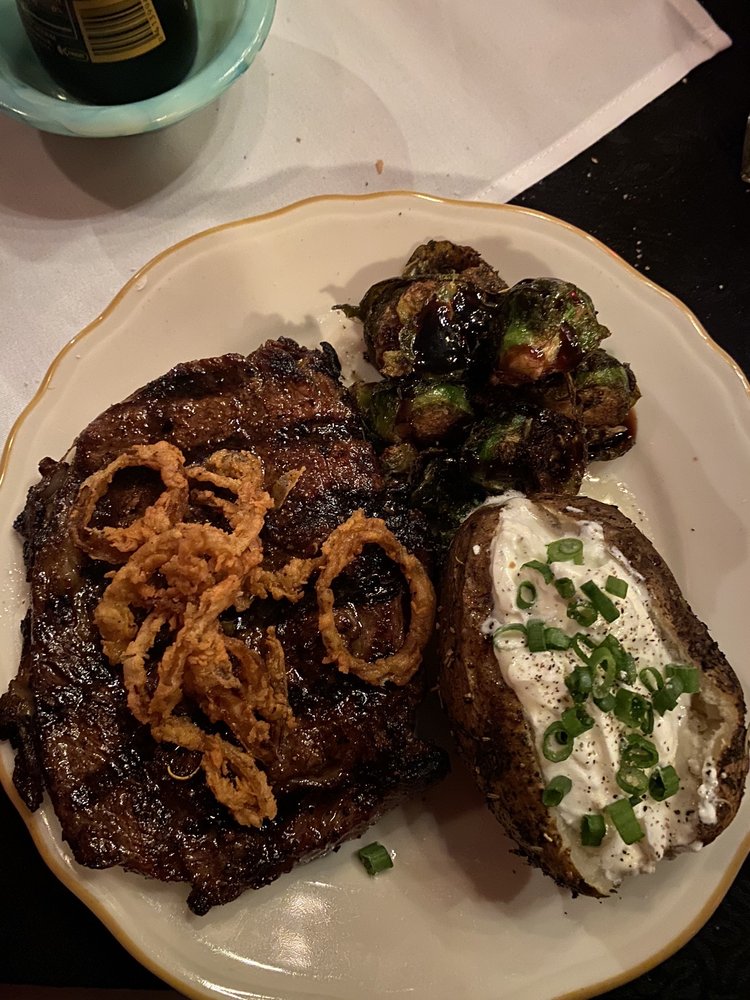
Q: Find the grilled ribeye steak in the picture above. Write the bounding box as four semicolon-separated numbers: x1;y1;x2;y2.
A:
0;338;448;914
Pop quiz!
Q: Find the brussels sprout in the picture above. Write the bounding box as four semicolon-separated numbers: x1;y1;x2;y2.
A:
350;378;473;446
402;240;508;294
462;408;587;495
489;278;610;385
573;349;641;429
349;380;401;443
336;241;511;378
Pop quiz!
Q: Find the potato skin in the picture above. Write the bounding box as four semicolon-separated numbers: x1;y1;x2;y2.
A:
438;495;749;895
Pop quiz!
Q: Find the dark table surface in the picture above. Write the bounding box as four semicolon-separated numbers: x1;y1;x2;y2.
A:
1;1;749;997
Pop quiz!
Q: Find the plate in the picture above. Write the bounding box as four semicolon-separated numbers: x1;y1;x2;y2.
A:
2;192;749;1000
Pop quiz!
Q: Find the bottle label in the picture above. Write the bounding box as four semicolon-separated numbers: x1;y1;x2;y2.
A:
16;1;166;64
72;0;166;63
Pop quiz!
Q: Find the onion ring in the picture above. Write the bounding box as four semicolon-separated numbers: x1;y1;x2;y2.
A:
315;509;436;686
69;441;189;564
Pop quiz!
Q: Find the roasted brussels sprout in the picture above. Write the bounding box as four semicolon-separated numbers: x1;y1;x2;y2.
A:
462;408;586;495
488;278;610;385
339;241;507;379
402;239;508;295
573;348;640;428
350;378;473;446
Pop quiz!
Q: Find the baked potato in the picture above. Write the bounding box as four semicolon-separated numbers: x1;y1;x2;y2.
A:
438;494;748;896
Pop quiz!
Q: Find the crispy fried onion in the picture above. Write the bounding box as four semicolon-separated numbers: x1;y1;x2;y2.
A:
69;441;189;563
71;444;435;826
316;509;436;687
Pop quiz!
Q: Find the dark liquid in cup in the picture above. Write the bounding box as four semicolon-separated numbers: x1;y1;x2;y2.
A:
16;0;198;105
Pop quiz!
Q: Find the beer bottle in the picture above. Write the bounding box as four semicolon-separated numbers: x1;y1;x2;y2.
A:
16;1;198;105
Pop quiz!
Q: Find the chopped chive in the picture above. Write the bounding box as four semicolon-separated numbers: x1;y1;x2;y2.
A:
605;575;628;598
652;676;684;716
522;559;554;584
580;580;620;623
542;775;572;807
567;598;598;627
554;577;576;600
542;721;573;762
605;798;645;845
516;580;537;610
526;618;547;652
614;688;653;735
649;765;680;802
546;538;584;565
616;765;649;796
561;705;595;737
638;666;664;694
602;633;636;683
570;632;594;664
593;691;616;713
589;644;616;698
565;665;593;703
545;627;571;650
581;813;606;847
357;842;393;875
665;664;700;695
620;733;659;769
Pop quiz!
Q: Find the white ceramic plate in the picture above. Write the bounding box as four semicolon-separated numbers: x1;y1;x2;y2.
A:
2;192;749;1000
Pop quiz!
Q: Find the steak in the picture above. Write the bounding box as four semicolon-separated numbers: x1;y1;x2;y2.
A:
0;338;448;914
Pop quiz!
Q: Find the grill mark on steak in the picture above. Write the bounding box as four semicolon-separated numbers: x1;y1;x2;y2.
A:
0;337;447;913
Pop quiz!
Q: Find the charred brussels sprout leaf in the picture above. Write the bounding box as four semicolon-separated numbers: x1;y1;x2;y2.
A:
490;278;610;385
463;408;587;495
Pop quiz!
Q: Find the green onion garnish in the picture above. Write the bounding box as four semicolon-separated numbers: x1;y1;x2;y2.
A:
565;665;593;703
526;618;547;652
547;538;584;565
601;634;636;683
570;632;595;664
605;575;628;598
542;721;573;762
652;676;684;717
554;577;576;600
605;798;645;845
561;705;595;737
638;666;664;694
544;627;571;650
589;645;616;698
567;599;598;628
649;765;680;802
522;560;554;584
516;581;537;610
614;688;654;735
665;664;700;695
593;691;616;712
616;765;649;796
580;581;620;624
620;733;659;769
581;814;606;847
357;842;394;875
542;775;573;807
492;623;528;647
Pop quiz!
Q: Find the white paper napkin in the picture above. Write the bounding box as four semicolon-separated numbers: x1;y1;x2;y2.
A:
0;0;730;445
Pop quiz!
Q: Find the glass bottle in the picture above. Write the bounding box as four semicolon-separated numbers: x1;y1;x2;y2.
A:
15;0;198;105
